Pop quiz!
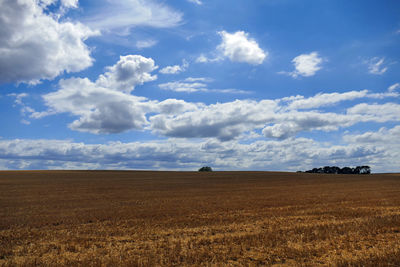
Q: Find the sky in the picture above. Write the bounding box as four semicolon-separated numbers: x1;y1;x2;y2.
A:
0;0;399;172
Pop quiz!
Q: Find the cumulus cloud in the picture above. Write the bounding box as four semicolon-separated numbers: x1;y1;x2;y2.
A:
366;57;388;75
284;52;323;78
261;112;354;139
34;55;158;134
157;99;200;115
217;31;267;65
150;99;280;141
150;90;400;141
32;55;400;142
347;103;400;121
261;101;400;140
41;77;156;133
0;0;98;84
342;125;400;172
282;90;369;110
96;55;158;93
343;125;400;145
84;0;182;32
159;60;189;74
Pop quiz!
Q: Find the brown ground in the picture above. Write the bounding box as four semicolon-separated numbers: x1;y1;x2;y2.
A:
0;171;400;266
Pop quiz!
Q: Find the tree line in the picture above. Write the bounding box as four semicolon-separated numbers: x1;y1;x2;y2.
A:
302;166;371;174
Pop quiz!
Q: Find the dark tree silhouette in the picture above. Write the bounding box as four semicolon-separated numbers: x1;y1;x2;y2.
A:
198;166;213;172
359;166;371;174
303;165;371;174
340;167;354;174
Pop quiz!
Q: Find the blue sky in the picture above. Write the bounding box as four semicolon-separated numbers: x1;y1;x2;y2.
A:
0;0;399;172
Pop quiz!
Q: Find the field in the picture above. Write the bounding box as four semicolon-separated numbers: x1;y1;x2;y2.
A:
1;171;400;266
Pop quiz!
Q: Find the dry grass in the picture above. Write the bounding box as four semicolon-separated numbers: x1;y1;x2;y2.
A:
1;171;400;266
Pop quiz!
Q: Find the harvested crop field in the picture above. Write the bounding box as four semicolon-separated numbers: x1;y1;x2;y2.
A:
1;171;400;266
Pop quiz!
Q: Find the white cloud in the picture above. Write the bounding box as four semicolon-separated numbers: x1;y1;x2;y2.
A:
158;78;249;94
187;0;203;5
342;125;400;172
84;0;182;32
159;81;208;93
366;57;388;75
261;112;354;139
347;103;400;122
136;39;158;49
31;53;400;142
158;99;200;115
388;83;400;92
150;91;400;141
150;99;279;141
217;31;267;65
0;0;98;84
285;52;323;78
8;93;29;106
34;55;158;134
196;54;209;63
160;60;189;74
343;125;400;145
184;77;213;82
0;131;398;172
41;77;156;133
282;90;369;110
8;93;35;123
263;102;400;140
195;54;220;63
96;55;158;93
37;0;78;10
60;0;78;8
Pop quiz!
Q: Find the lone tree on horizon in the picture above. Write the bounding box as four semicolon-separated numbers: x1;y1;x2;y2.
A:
198;166;213;172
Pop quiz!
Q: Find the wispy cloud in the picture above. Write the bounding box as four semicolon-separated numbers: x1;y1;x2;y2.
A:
388;83;400;92
84;0;183;32
196;54;221;63
366;57;388;75
187;0;203;5
160;60;189;74
159;77;250;94
136;39;158;49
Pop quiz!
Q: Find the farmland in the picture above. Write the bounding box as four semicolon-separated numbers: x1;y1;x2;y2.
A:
1;171;400;266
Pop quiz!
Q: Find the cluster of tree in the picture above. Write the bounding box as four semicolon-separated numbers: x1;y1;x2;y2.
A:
198;166;213;172
303;166;371;174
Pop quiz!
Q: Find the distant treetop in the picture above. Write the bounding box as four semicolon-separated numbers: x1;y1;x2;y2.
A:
198;166;213;172
302;166;371;174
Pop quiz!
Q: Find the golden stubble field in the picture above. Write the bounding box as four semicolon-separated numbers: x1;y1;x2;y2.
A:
1;171;400;266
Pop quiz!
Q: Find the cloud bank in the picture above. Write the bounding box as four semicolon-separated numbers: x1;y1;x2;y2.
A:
1;125;399;172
